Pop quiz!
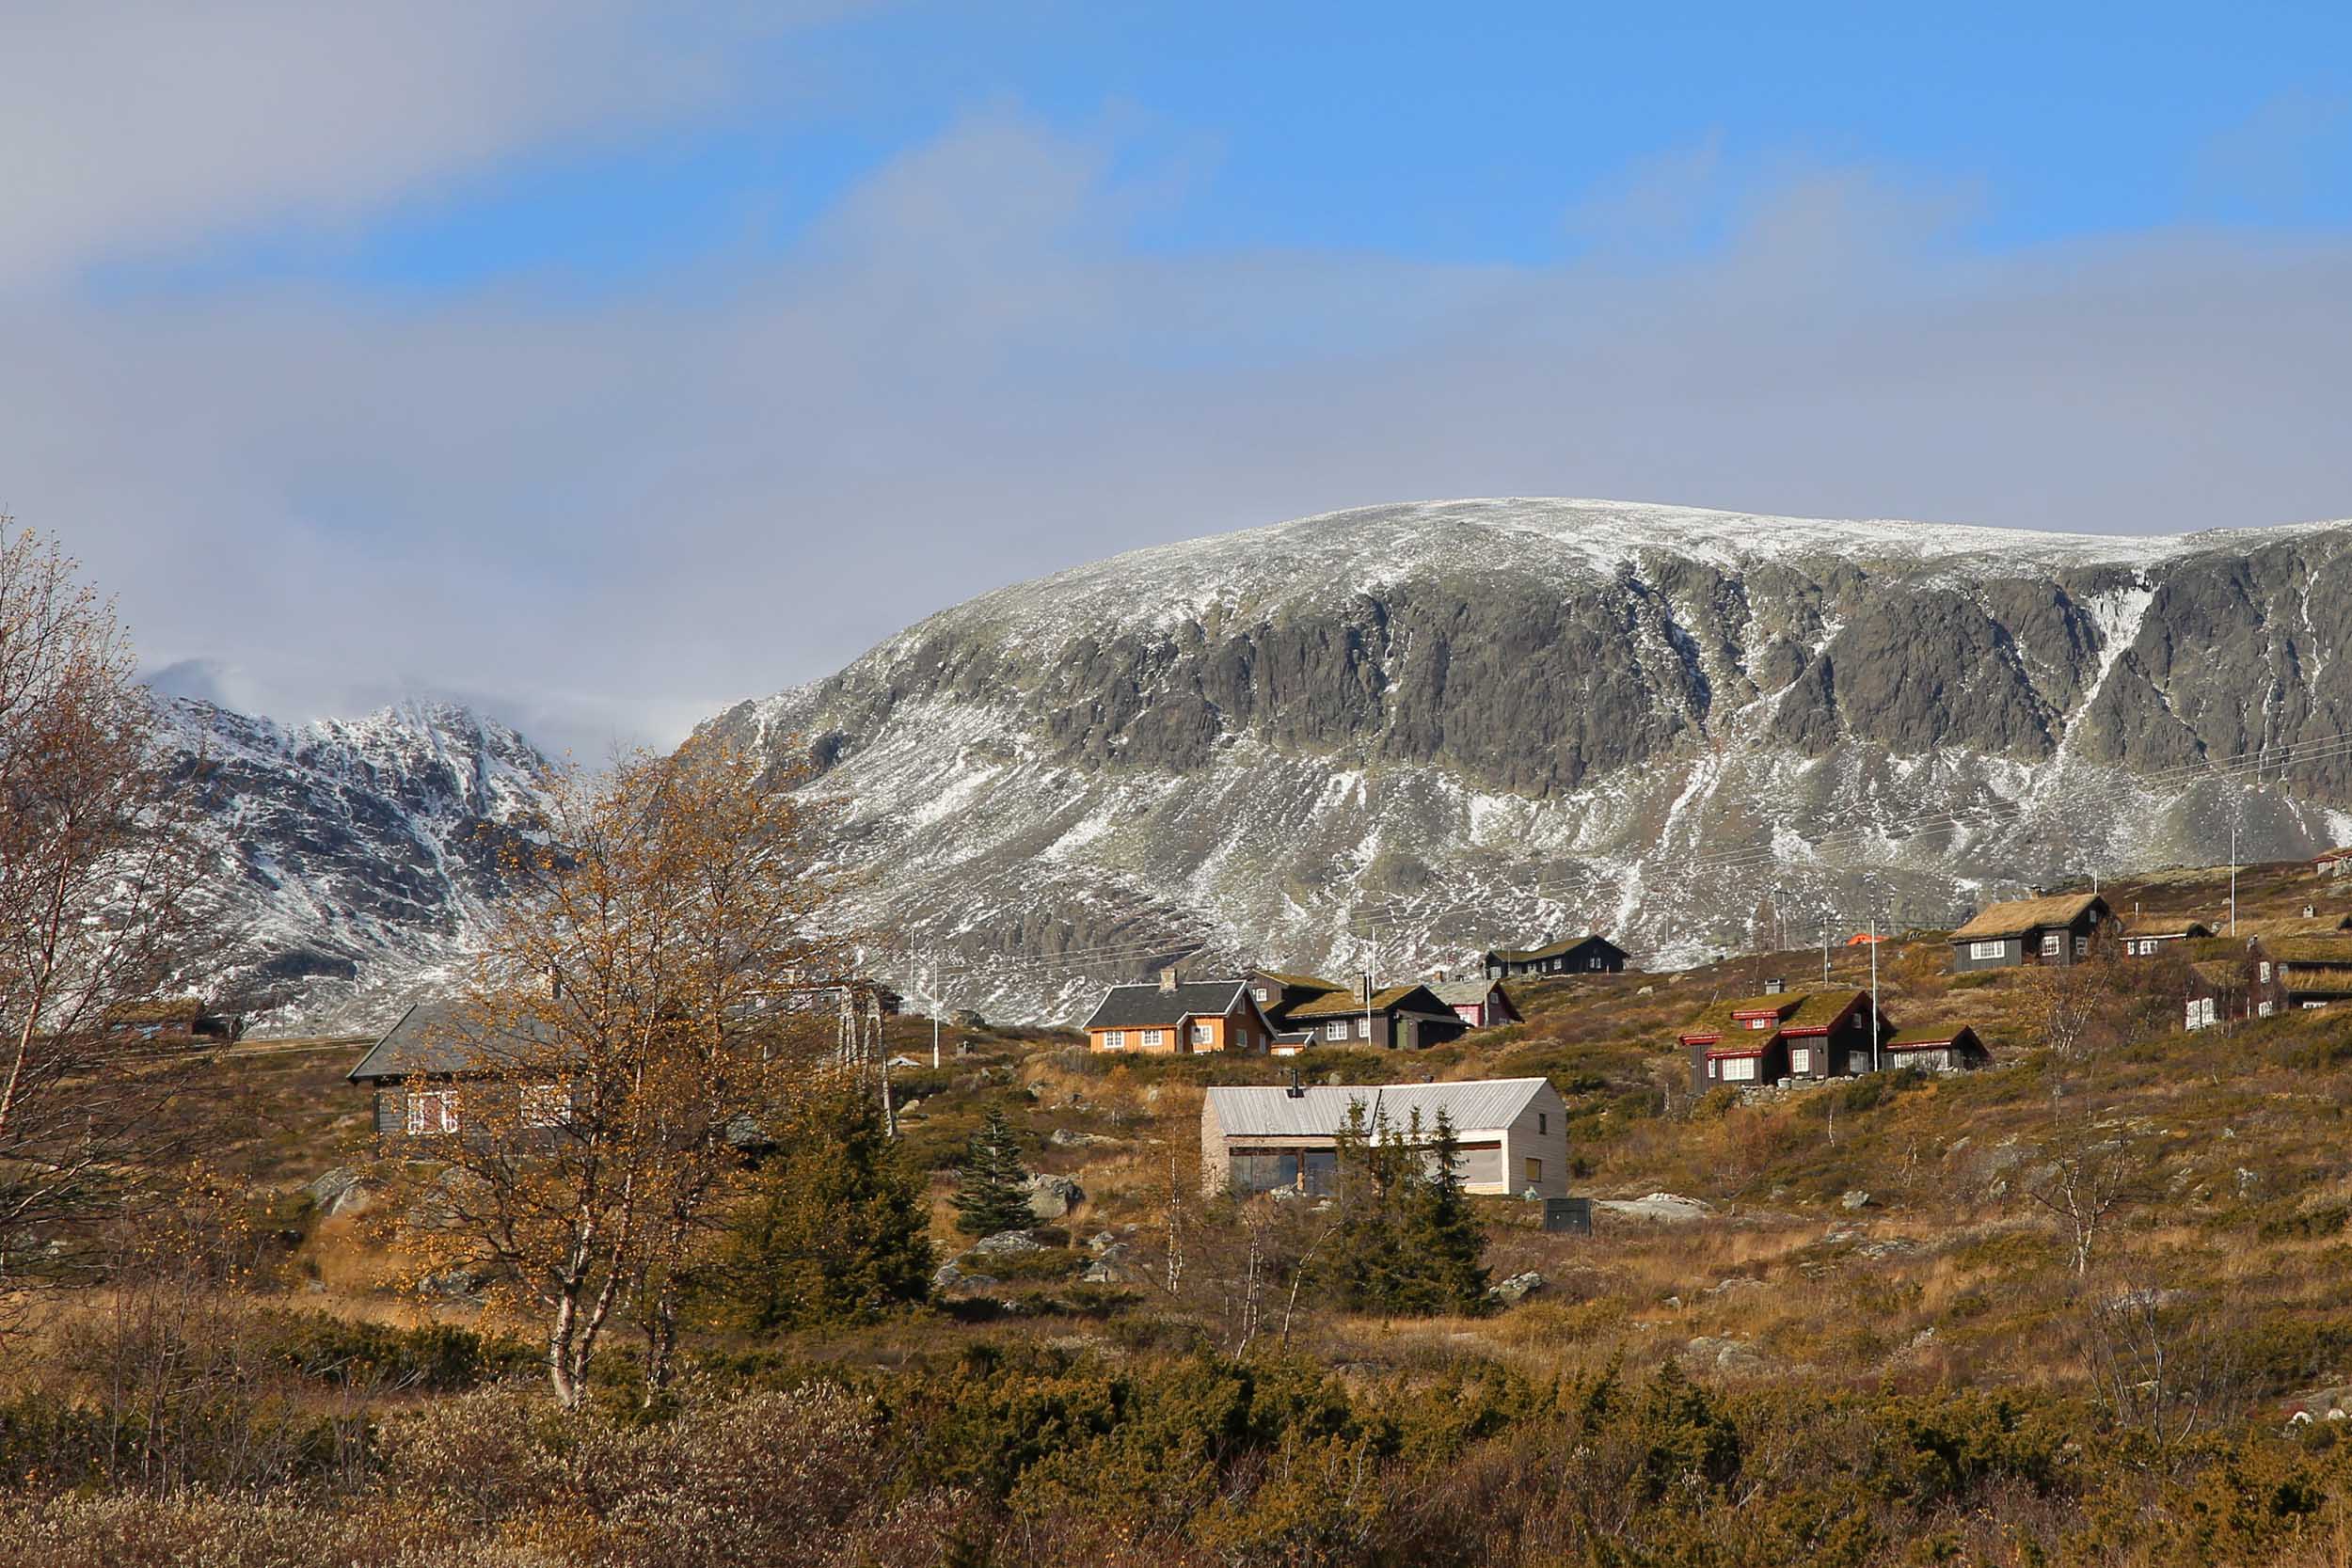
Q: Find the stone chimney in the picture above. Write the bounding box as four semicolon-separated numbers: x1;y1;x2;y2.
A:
1159;966;1180;992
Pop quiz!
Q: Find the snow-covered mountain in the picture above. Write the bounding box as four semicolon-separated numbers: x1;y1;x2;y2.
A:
703;498;2352;1023
158;698;554;1036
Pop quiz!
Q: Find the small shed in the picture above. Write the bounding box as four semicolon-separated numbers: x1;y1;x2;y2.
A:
1882;1025;1991;1072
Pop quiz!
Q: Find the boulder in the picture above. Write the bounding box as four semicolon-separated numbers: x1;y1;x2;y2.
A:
968;1228;1048;1259
1685;1336;1767;1373
1840;1190;1872;1212
305;1166;374;1219
1050;1128;1114;1148
1080;1252;1147;1286
1024;1174;1086;1221
420;1264;492;1301
1488;1271;1546;1306
1592;1192;1714;1224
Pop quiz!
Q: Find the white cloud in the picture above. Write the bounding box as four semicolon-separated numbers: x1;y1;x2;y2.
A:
0;0;863;291
7;110;2351;754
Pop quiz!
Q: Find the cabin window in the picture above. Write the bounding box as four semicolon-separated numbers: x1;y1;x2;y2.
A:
1537;1112;1547;1135
1969;941;2004;960
2260;961;2273;982
405;1090;456;1135
1587;957;1603;970
1140;1029;1165;1048
1191;1022;1214;1047
1253;986;1270;1002
1789;1048;1811;1073
1102;1030;1125;1050
2259;1002;2275;1018
519;1085;570;1129
2074;935;2089;957
1718;1056;1758;1083
1326;1021;1348;1041
1524;1156;1543;1186
2185;998;2217;1030
1356;1018;1371;1039
1706;1059;1719;1079
2041;933;2062;957
1746;1016;1773;1030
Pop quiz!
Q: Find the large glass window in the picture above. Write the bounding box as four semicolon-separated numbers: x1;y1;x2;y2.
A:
1719;1056;1758;1083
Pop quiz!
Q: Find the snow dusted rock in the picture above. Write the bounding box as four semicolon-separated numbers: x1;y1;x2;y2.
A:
701;499;2352;1022
155;697;555;1035
1685;1336;1768;1374
1593;1193;1715;1225
1841;1190;1873;1211
1024;1174;1086;1221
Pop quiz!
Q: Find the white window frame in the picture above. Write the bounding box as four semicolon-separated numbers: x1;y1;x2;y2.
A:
1101;1029;1125;1050
1190;1022;1214;1047
519;1084;571;1129
1356;1018;1371;1039
2260;961;2273;982
1969;941;2004;960
1745;1015;1773;1030
1139;1028;1165;1048
405;1089;455;1135
2259;1001;2275;1018
1789;1047;1811;1074
1326;1021;1348;1041
2041;932;2062;957
1719;1055;1759;1083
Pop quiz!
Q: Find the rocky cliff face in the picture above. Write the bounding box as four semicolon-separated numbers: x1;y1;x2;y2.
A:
158;698;552;1036
705;499;2352;1023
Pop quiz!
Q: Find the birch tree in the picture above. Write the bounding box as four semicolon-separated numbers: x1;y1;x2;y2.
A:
408;736;844;1407
0;527;199;1309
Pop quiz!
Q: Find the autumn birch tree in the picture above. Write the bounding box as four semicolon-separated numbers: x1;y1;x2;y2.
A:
0;526;199;1309
408;736;843;1407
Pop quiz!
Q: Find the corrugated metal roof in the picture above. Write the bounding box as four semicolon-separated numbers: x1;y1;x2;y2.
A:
1206;1078;1552;1138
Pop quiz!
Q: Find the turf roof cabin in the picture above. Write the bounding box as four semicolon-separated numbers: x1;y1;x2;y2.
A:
1239;967;1343;1032
1679;987;1899;1092
1949;893;2114;972
1200;1077;1569;1200
1882;1025;1992;1072
2265;934;2352;1010
1282;982;1470;1051
2120;915;2215;957
101;996;245;1044
2178;936;2290;1027
1081;970;1278;1054
347;1000;576;1148
1482;934;1627;979
1429;976;1523;1030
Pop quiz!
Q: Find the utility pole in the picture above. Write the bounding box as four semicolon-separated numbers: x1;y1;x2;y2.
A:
1820;906;1831;986
2230;817;2240;936
929;949;944;1070
1863;874;1884;1073
1361;968;1375;1049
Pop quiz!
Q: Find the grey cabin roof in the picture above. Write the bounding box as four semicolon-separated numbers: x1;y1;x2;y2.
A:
347;1001;556;1083
1429;978;1507;1008
1206;1078;1554;1140
1082;980;1253;1033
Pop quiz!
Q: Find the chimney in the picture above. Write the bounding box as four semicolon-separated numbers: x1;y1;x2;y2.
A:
1763;977;1786;994
1159;966;1180;992
2306;904;2318;919
1285;1068;1305;1100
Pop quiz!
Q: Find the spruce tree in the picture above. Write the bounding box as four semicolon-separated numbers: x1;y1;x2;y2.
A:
1406;1110;1491;1312
713;1089;935;1331
951;1107;1036;1238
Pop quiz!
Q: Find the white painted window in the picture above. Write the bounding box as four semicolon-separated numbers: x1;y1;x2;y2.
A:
1746;1016;1772;1030
2185;997;2217;1030
2259;1002;2275;1018
1719;1056;1759;1083
1707;1058;1719;1079
2260;962;2273;982
1102;1030;1125;1049
2306;1002;2328;1010
1789;1048;1811;1073
1969;941;2004;960
1253;986;1270;1002
405;1090;456;1134
1327;1021;1348;1041
1356;1018;1371;1038
2074;935;2089;957
2042;932;2062;957
519;1084;570;1128
1140;1028;1165;1048
1190;1022;1213;1046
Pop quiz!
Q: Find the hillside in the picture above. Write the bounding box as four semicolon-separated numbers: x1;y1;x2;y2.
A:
702;499;2352;1023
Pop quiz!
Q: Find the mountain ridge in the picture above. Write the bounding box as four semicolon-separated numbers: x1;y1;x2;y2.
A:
705;498;2352;1022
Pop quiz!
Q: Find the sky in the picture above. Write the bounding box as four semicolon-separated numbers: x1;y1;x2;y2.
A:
5;1;2350;756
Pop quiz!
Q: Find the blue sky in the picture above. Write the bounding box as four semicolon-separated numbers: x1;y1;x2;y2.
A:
5;2;2349;752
